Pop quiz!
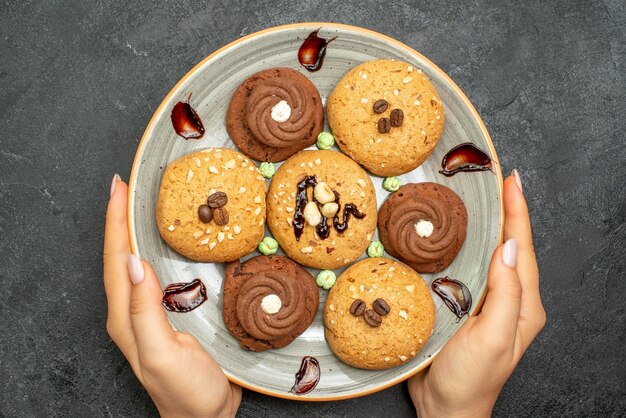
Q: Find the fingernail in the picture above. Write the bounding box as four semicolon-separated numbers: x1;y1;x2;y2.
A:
128;254;145;285
110;173;121;197
502;239;518;268
511;169;523;193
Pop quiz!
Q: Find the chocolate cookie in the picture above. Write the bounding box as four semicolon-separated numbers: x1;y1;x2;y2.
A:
266;150;378;270
327;60;444;176
222;255;319;352
324;258;435;370
226;68;324;162
156;148;266;263
378;183;467;273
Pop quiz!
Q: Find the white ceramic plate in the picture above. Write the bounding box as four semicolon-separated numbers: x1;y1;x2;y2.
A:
128;23;503;401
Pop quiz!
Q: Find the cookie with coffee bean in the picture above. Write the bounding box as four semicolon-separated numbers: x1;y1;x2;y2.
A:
156;148;267;262
327;59;444;176
324;257;435;370
266;149;377;270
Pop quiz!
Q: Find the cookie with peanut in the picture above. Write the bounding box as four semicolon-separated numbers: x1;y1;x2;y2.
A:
266;150;377;269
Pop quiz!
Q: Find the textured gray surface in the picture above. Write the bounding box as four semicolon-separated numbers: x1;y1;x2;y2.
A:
0;0;624;417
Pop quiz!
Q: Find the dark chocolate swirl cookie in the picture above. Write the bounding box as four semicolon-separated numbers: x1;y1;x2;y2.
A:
245;78;317;148
223;255;319;352
227;68;324;162
378;183;467;273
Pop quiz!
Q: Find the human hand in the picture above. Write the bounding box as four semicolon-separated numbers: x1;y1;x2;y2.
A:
104;174;241;418
408;170;546;418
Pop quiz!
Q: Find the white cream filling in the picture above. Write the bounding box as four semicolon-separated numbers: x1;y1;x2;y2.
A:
414;219;434;238
260;294;282;314
270;100;291;123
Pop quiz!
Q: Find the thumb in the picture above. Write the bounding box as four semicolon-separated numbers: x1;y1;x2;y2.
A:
128;254;177;357
475;239;522;349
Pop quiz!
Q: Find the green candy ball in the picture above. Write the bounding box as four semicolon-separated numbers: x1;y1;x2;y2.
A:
316;270;337;290
258;237;279;255
367;241;385;258
259;162;276;179
383;176;402;192
316;131;335;150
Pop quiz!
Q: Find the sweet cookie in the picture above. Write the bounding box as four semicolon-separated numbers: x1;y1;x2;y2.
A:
378;182;467;273
156;148;266;263
226;67;324;162
222;255;319;352
327;59;444;176
324;258;435;370
266;150;377;269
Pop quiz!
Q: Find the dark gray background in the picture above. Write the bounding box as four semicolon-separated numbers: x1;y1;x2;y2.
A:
1;0;624;417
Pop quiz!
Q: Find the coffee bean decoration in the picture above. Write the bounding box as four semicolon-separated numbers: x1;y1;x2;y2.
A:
373;298;390;316
207;191;228;208
390;109;404;127
213;207;229;226
373;99;388;114
349;299;366;316
377;117;391;134
364;309;382;327
198;204;213;223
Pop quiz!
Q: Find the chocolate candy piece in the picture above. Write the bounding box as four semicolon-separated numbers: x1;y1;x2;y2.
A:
207;191;228;208
377;117;391;134
373;298;390;316
290;356;320;395
162;279;207;312
198;204;213;223
171;101;205;140
431;277;472;319
373;99;388;114
298;29;337;72
213;207;229;226
390;109;404;127
364;309;382;327
349;299;366;316
439;142;492;177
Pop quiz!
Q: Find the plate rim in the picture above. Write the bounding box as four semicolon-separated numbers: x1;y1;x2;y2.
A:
127;21;504;401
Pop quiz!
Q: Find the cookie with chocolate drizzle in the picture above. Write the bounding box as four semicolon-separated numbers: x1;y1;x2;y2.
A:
226;68;324;162
267;150;377;270
378;182;467;273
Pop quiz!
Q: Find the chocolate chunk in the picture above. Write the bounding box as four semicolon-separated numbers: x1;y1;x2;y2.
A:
373;99;388;114
390;109;404;127
207;191;228;208
373;298;390;316
349;299;366;316
377;117;391;134
364;309;382;327
162;279;207;312
213;207;229;226
198;204;213;223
